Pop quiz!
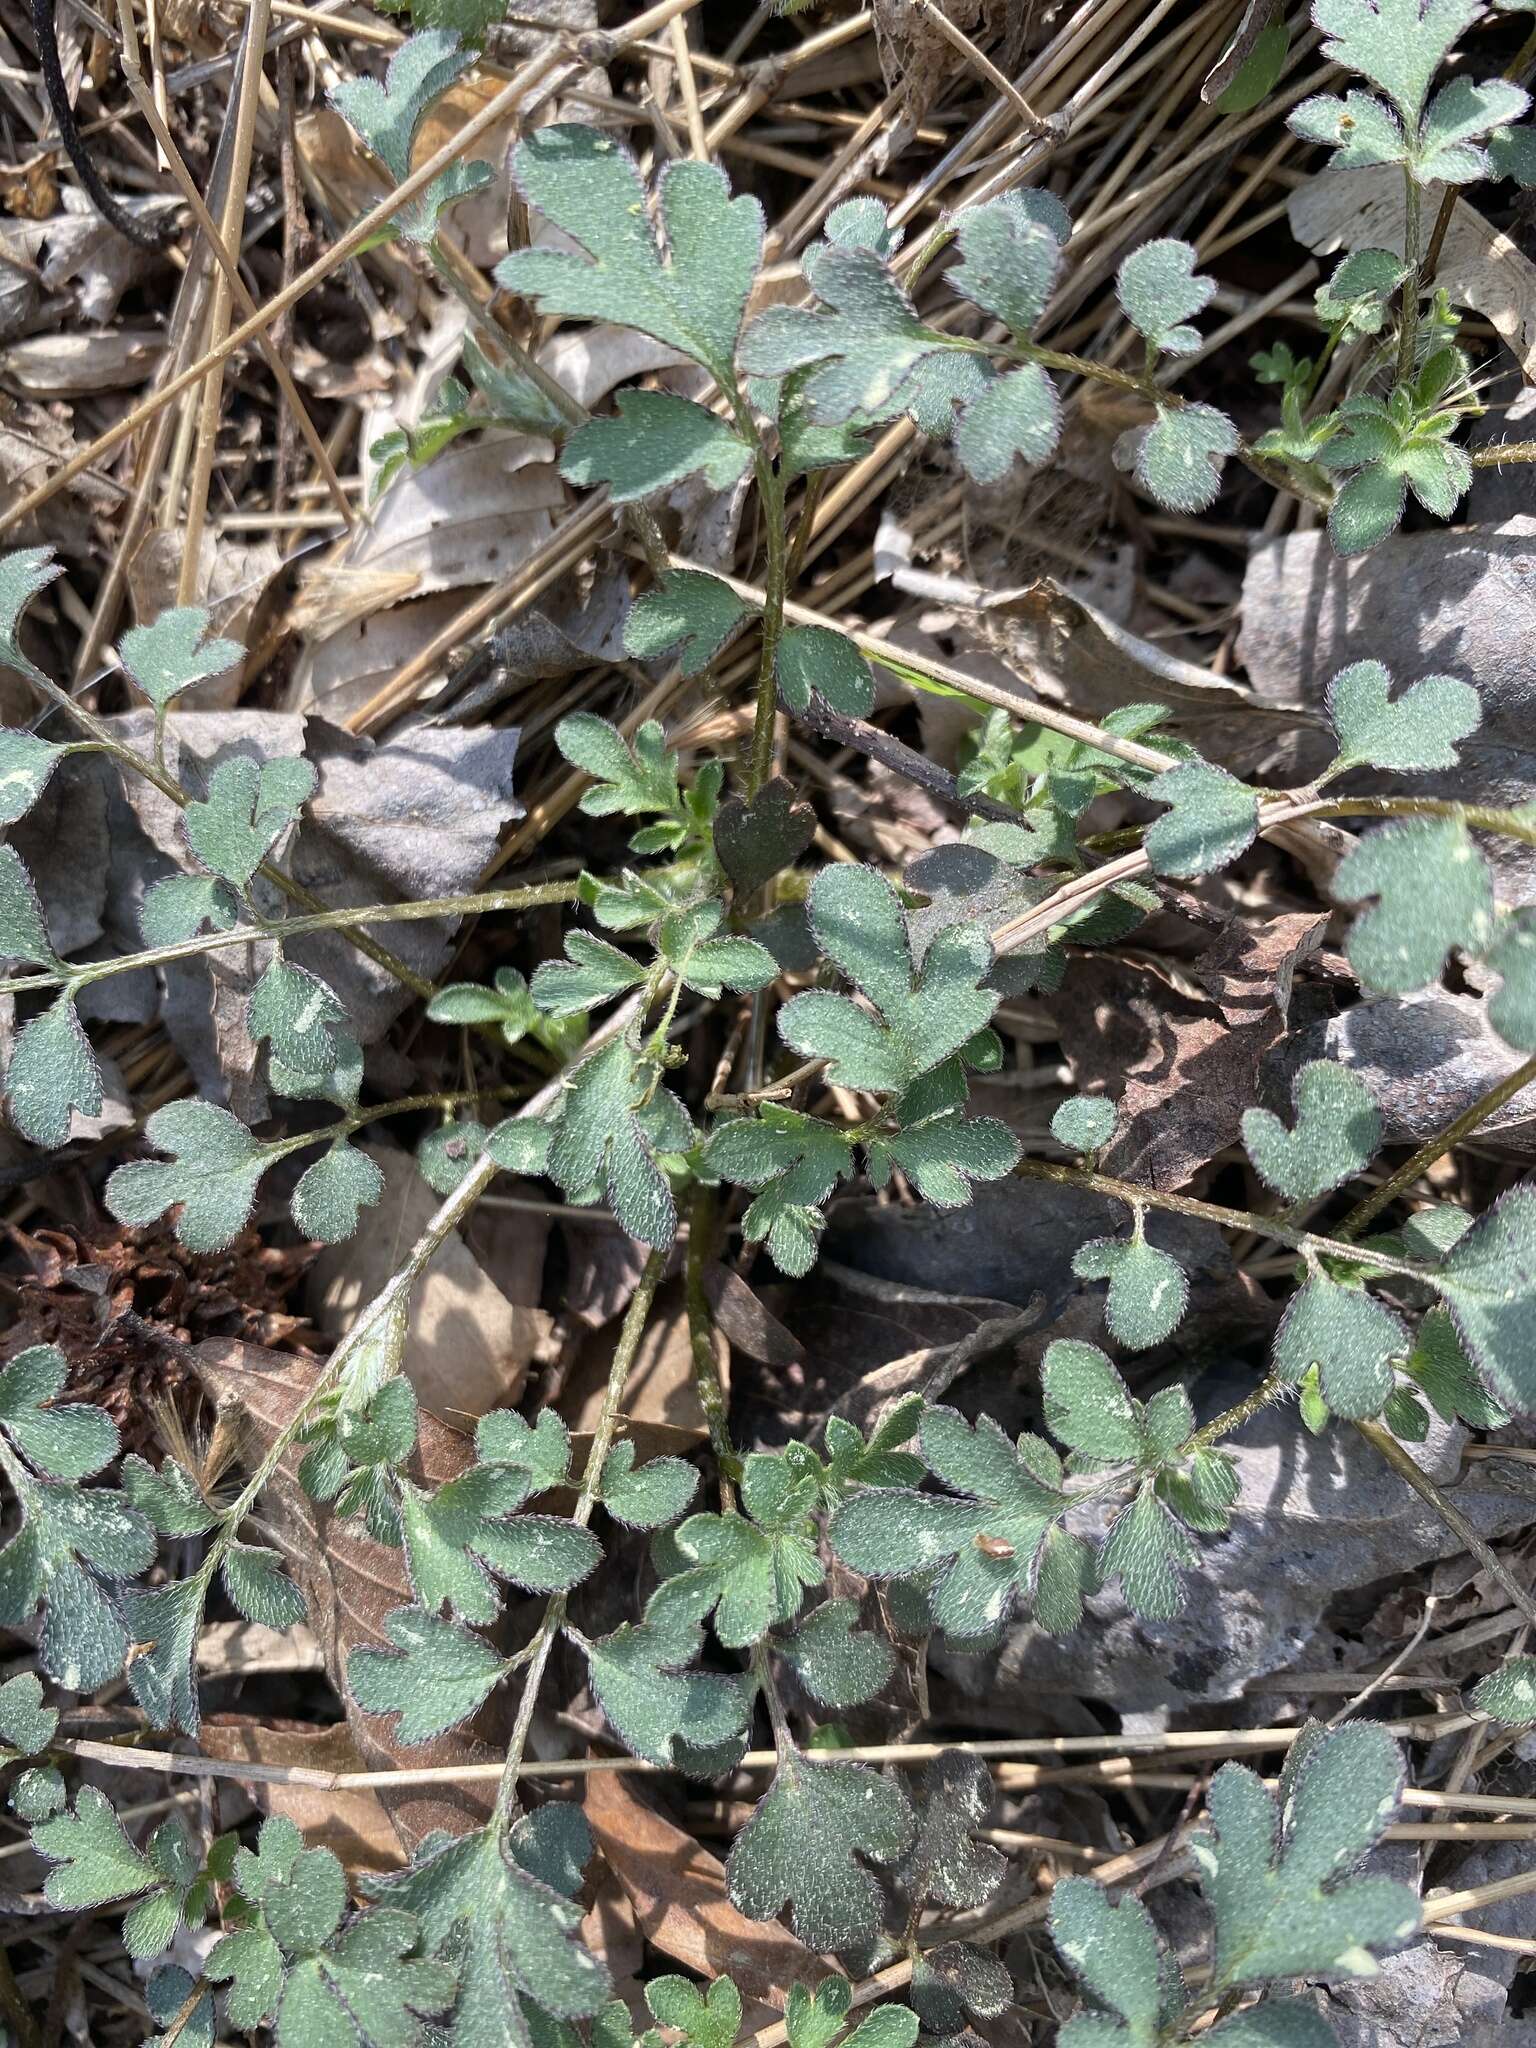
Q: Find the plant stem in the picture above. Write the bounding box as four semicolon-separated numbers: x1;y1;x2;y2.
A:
1183;1372;1291;1455
685;1183;739;1508
1012;1156;1431;1282
1396;168;1423;388
490;1244;667;1831
0;881;579;998
1353;1418;1536;1631
748;444;788;798
1337;1050;1536;1240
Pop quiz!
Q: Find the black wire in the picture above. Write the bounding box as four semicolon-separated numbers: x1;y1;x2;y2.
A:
32;0;174;249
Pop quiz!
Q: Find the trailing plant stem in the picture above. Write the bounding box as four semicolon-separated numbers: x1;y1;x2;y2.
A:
1337;1050;1536;1239
1012;1156;1431;1282
1184;1372;1291;1455
748;445;788;797
1396;169;1422;389
685;1183;740;1505
0;882;580;998
491;1243;666;1830
1354;1419;1536;1631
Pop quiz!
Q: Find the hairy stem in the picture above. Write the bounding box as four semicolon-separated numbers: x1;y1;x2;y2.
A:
0;881;580;999
1183;1372;1291;1456
685;1183;739;1508
1353;1419;1536;1632
1396;169;1422;389
748;445;789;798
491;1244;667;1830
1337;1050;1536;1240
1012;1156;1430;1281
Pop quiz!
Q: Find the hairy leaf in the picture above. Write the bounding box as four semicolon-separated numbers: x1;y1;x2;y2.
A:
1072;1223;1189;1350
779;1597;895;1710
348;1605;508;1743
106;1100;269;1253
1471;1654;1536;1725
561;391;751;503
1117;403;1237;514
775;622;876;718
118;606;242;710
1192;1721;1418;1987
1144;758;1258;878
1117;239;1215;355
727;1752;915;1951
1241;1060;1382;1202
329;29;491;242
6;993;100;1150
1272;1273;1407;1418
1333;817;1495;992
498;125;763;381
182;754;315;888
1325;659;1480;774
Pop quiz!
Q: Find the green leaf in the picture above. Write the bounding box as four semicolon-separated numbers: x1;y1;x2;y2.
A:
1051;1874;1173;2047
0;843;61;968
329;29;491;243
182;753;316;887
1042;1340;1152;1465
1483;909;1536;1050
0;1463;155;1690
119;1576;207;1734
1117;239;1215;355
145;1963;215;2048
820;1397;925;1502
400;1464;600;1624
1204;2004;1341;2048
775;622;876;718
726;1752;915;1950
561;391;750;503
1241;1059;1382;1202
117;606;243;710
579;1573;751;1768
899;1749;1005;1909
140;873;240;947
547;1039;679;1248
532;930;647;1017
0;728;68;824
365;1818;610;2039
951;197;1062;335
498;122;763;378
740;244;952;424
714;776;815;896
1052;1095;1117;1151
477;1405;571;1492
416;1117;488;1197
1471;1654;1536;1725
0;1344;118;1479
598;1440;698;1529
646;1974;742;2048
1098;1482;1197;1620
1333;817;1495;992
247;956;349;1078
1417;74;1529;181
348;1605;508;1743
0;1671;56;1761
624;570;753;679
1316;248;1409;339
0;545;61;684
106;1099;268;1253
1072;1221;1189;1351
779;864;998;1091
1431;1188;1536;1410
829;1408;1068;1638
1117;403;1237;513
270;1035;364;1114
659;900;777;999
34;1785;157;1911
222;1542;307;1630
1209;0;1290;114
674;1452;823;1646
1192;1720;1419;1987
955;363;1062;482
1272;1273;1406;1417
1311;0;1478;122
6;992;100;1149
1145;757;1258;878
865;1077;1020;1209
705;1106;857;1276
1404;1304;1509;1427
782;1977;853;2048
282;1909;456;2044
1290;89;1408;167
1324;658;1480;774
292;1142;384;1244
779;1597;895;1709
1326;459;1408;554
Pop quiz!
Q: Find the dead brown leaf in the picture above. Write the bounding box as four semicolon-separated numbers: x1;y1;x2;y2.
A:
199;1717;405;1873
193;1336;498;1853
583;1768;830;2003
